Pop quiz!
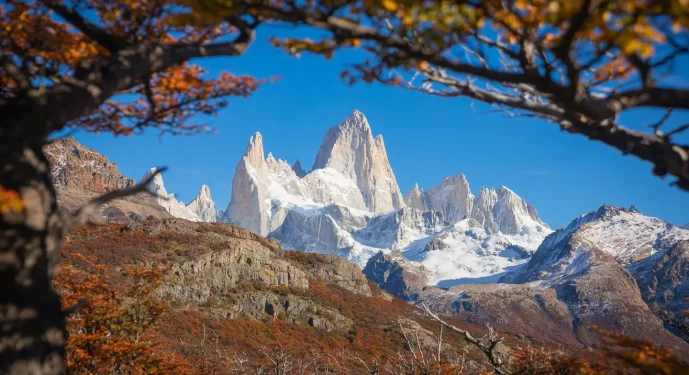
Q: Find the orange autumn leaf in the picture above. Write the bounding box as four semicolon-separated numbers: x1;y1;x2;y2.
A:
0;185;25;214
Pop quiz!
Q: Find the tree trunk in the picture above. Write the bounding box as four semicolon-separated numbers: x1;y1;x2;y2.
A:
0;140;66;374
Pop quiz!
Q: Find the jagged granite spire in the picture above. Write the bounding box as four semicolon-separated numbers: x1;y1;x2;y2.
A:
244;132;265;167
405;174;472;224
141;168;213;221
312;109;405;212
186;184;217;222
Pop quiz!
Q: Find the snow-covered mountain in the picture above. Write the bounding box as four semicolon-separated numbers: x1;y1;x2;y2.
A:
502;205;689;285
142;168;216;222
186;185;217;222
405;176;547;235
222;110;551;284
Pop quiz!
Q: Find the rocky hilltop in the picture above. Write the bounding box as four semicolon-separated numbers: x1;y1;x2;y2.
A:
44;138;171;223
44;138;218;223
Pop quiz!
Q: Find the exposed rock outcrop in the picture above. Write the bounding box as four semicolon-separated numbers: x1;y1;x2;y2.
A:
363;251;429;300
120;219;370;331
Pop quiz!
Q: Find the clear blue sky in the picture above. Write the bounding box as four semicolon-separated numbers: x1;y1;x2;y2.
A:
67;26;689;229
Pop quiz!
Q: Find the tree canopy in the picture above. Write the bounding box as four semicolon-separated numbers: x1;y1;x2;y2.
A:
0;0;265;141
183;0;689;190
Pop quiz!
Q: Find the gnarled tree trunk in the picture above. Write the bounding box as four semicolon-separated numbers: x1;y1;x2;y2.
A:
0;140;66;375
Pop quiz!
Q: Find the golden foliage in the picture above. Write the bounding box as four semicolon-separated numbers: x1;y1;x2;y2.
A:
55;254;194;374
0;185;25;214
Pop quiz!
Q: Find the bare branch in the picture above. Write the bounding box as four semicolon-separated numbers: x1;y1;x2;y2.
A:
66;166;167;228
666;123;689;139
647;108;673;136
420;303;508;374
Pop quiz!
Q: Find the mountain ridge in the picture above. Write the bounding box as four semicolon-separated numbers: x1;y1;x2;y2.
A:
222;110;551;284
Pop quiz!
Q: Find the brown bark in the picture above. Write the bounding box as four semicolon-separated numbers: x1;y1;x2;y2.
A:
0;139;66;375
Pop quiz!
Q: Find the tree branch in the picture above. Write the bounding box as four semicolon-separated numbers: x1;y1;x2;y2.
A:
66;166;167;228
261;5;562;92
420;303;508;375
1;18;256;142
608;87;689;111
39;0;127;53
560;118;689;189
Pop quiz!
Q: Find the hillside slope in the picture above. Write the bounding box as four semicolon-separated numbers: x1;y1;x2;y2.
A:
60;219;519;374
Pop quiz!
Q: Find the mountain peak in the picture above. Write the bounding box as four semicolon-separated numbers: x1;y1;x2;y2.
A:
198;184;212;200
244;132;265;166
266;152;276;164
187;184;216;222
593;204;627;220
292;160;306;178
142;167;168;197
339;109;371;132
312;110;404;212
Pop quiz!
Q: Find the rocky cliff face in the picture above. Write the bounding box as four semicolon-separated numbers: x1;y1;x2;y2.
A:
94;219;371;330
363;251;430;300
633;240;689;339
405;175;473;224
313;110;405;212
45;138;171;222
46;137;136;193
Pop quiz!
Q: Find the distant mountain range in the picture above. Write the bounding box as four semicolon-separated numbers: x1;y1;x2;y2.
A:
45;110;689;352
